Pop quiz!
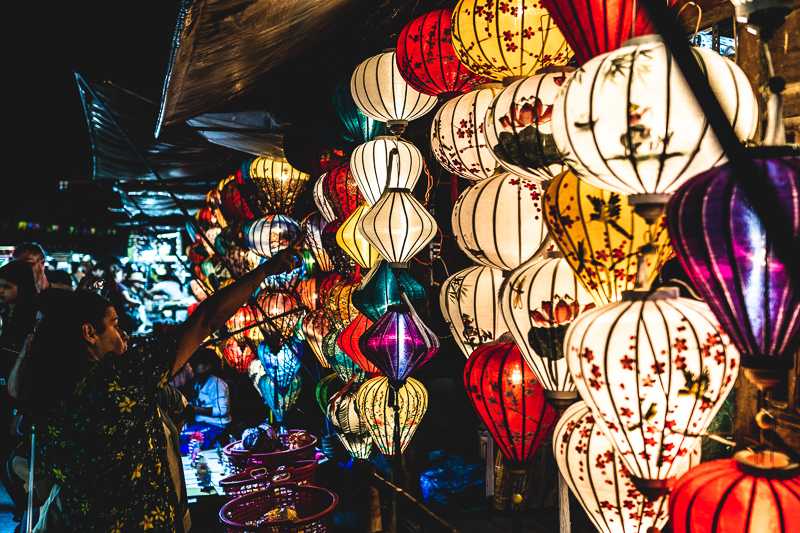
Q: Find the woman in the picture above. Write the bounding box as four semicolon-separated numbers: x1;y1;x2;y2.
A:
20;247;297;531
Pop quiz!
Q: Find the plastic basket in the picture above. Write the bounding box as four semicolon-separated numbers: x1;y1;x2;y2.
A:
219;482;338;532
220;461;318;498
224;431;318;473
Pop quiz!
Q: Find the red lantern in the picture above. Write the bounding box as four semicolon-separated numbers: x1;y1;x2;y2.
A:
226;305;264;344
396;8;486;96
670;450;800;533
463;336;557;466
220;175;257;222
322;163;363;220
336;312;381;375
222;337;256;373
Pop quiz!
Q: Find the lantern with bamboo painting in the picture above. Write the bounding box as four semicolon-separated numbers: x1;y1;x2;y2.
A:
336;312;381;376
254;291;302;340
302;213;334;272
350;136;423;206
244;215;301;259
356;376;428;456
327;384;374;461
336;204;382;270
248;155;310;215
302;310;332;368
352;262;426;322
221;337;256;373
313;174;338;224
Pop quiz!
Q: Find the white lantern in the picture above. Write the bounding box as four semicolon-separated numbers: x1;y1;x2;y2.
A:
554;401;700;533
350;136;423;205
485;73;568;182
552;36;758;205
430;84;503;181
244;215;301;258
313;173;337;223
452;172;549;271
499;253;595;399
350;51;438;134
302;213;334;272
564;287;739;496
336;204;382;270
439;265;506;358
327;386;373;460
358;189;437;268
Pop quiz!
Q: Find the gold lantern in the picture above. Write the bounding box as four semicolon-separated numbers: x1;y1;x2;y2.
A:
356;376;428;456
302;309;331;368
254;290;302;340
249;155;310;215
323;280;360;327
336;204;382;270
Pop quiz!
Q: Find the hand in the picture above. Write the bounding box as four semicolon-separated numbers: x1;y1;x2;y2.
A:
267;243;302;275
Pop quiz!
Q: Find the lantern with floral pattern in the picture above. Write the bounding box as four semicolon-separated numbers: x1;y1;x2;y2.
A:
356;376;428;455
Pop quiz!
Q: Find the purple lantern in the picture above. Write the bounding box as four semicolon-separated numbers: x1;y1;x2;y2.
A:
359;302;439;385
667;152;800;389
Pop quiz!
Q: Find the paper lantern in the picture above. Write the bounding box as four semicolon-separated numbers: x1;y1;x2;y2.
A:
323;163;363;221
248;155;310;215
322;328;366;384
352;262;427;322
313;174;338;224
451;0;571;81
302;310;332;368
670;450;800;533
258;373;301;424
499;254;595;399
554;401;699;533
484;73;569;182
258;338;302;391
356;376;428;456
350;136;423;205
244;215;301;259
302;213;334;273
336;313;381;375
359;189;438;268
323;279;360;327
226;305;265;345
667;154;800;389
452;172;548;270
327;385;374;460
564;287;739;496
255;291;301;340
551;37;758;206
440;265;506;358
463;337;556;465
543;171;673;305
315;373;344;414
332;78;385;145
360;302;439;385
221;337;256;373
336;205;382;270
321;221;356;276
350;51;439;135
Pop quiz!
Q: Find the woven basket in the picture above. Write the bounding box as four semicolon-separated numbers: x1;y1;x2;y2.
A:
220;461;318;499
223;431;318;473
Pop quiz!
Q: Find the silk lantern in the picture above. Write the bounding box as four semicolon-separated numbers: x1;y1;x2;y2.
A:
356;376;428;456
323;328;366;384
327;385;374;460
255;291;301;340
452;172;549;270
440;265;506;358
225;243;263;278
551;36;758;217
352;262;426;322
244;215;301;259
294;278;319;311
543;171;673;305
302;213;334;272
431;84;503;181
337;312;381;375
323;279;360;327
302;310;332;368
336;205;382;270
313;174;338;223
350;136;423;205
350;51;438;135
248;155;310;215
332;79;384;145
359;188;438;268
221;337;256;373
315;373;344;415
226;305;265;345
670;450;800;533
564;287;739;497
451;0;571;81
258;338;302;391
667;154;800;389
323;163;363;221
258;373;301;424
220;175;257;222
321;220;356;276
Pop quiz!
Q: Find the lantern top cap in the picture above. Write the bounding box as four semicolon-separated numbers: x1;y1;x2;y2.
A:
373;135;401;141
734;450;800;476
621;287;679;302
385;187;413;193
621;34;664;47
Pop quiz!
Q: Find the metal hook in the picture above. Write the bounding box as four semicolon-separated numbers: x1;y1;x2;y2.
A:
678;1;704;40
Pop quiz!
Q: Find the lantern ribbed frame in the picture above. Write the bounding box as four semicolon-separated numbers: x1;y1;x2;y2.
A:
254;291;301;340
313;174;338;223
323;280;360;327
248;155;310;215
327;386;374;460
350;136;423;205
257;339;302;391
322;328;367;384
323;164;364;221
336;204;383;270
352;262;427;322
333;78;385;144
302;309;331;368
221;337;256;373
226;304;265;345
356;376;429;456
244;215;302;259
337;313;381;375
302;213;334;272
315;373;344;414
258;373;301;423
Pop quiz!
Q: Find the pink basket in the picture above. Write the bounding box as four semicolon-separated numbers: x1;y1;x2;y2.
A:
223;431;318;473
219;483;338;532
220;461;318;499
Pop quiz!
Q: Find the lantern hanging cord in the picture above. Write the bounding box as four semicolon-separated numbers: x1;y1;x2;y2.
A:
677;1;703;40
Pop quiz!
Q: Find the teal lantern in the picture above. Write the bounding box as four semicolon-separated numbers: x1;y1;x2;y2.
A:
322;328;366;384
332;79;385;145
258;373;302;424
258;338;302;391
352;262;427;322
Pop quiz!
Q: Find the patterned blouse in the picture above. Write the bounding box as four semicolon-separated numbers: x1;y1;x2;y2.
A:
37;334;180;532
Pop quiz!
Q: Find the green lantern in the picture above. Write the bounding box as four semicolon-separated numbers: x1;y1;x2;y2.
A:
332;79;385;145
352;262;427;322
322;328;366;384
258;373;301;424
315;372;345;415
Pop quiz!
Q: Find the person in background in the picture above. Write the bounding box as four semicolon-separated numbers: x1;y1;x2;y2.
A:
180;348;230;453
46;270;74;291
98;258;143;334
12;243;48;293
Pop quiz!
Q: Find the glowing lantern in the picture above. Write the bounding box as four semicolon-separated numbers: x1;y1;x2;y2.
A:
484;73;569;182
667;154;800;389
430;84;503;181
336;205;382;270
451;0;571;81
350;136;423;205
356;376;428;456
327;385;374;460
332;78;384;145
294;278;319;311
322;328;366;384
350;51;438;135
440;265;506;358
219;175;257;222
221;337;256;373
323;163;363;221
244;215;301;259
313;174;337;224
452;172;548;270
254;291;301;340
323;280;360;327
543;171;673;305
352;262;426;322
225;243;263;279
248;155;310;215
226;305;264;345
321;221;356;276
564;287;739;497
315;373;344;414
499;253;595;399
336;313;381;375
258;373;301;424
258;338;302;391
670;450;800;533
551;37;758;209
248;358;266;386
302;310;332;368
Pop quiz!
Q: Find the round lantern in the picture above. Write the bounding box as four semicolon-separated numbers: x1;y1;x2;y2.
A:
484;73;569;182
248;155;310;215
356;376;428;456
543;171;673;305
332;78;385;145
244;215;301;259
359;189;438;268
667;153;800;389
327;385;374;460
451;0;571;81
255;291;302;340
302;309;332;368
350;136;423;205
670;450;800;533
313;174;338;224
352;262;426;322
221;337;256;373
360;301;439;385
551;36;758;209
323;279;360;327
258;338;302;391
226;304;265;345
430;84;503;181
564;287;740;496
315;373;344;414
464;337;557;465
336;313;381;375
321;221;356;277
452;172;549;270
258;373;301;424
323;163;364;221
322;328;367;384
440;265;506;358
225;242;263;278
350;51;439;135
336;205;382;270
499;253;595;400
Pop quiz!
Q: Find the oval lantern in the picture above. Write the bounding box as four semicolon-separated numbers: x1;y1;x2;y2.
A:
323;163;364;221
352;262;427;322
337;312;381;375
302;213;334;272
244;215;301;259
451;0;571;81
257;338;302;391
323;279;360;327
313;173;338;224
322;328;367;384
332;78;385;145
321;220;357;277
315;373;344;415
543;171;673;305
350;51;439;135
248;155;310;215
452;172;549;270
327;384;374;460
356;376;429;456
667;153;800;389
254;291;301;340
258;373;301;424
226;304;265;345
221;337;256;373
350;136;423;205
431;84;503;181
302;309;332;368
440;265;506;358
336;204;383;270
564;287;740;497
485;73;569;182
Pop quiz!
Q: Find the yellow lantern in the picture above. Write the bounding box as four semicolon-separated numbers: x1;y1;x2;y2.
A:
451;0;571;81
302;309;331;368
543;171;673;305
336;204;382;270
249;155;310;215
356;376;428;456
324;280;360;327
